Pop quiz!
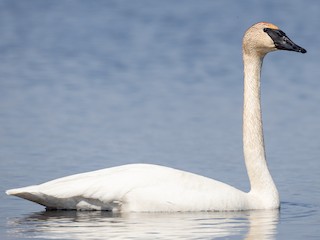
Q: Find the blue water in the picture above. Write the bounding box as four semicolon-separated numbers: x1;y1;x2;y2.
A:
1;0;319;239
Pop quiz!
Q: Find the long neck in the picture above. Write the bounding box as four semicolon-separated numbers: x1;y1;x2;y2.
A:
242;53;278;198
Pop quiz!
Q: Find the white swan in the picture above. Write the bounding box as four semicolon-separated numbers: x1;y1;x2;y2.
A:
6;22;306;212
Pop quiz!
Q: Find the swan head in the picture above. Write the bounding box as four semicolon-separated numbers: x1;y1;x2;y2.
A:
243;22;306;57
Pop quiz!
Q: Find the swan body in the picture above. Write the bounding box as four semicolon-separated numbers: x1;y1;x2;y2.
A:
7;164;251;211
6;22;306;212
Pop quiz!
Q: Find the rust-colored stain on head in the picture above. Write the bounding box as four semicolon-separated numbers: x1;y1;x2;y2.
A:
258;22;279;29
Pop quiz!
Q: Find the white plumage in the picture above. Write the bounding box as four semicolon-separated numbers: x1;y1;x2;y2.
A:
6;22;306;212
7;164;249;211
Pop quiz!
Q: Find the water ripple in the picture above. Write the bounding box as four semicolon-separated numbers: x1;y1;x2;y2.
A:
280;201;319;221
7;210;279;240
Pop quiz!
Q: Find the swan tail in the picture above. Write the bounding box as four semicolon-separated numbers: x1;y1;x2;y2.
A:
6;186;48;207
6;186;120;211
6;185;39;196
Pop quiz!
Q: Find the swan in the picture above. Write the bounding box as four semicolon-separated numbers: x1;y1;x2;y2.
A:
6;22;306;212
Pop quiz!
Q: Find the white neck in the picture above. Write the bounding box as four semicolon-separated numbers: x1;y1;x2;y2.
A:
242;52;279;205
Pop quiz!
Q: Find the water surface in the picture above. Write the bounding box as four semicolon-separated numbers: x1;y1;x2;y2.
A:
1;0;319;239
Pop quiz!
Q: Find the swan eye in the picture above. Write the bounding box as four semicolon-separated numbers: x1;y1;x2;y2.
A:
263;28;268;32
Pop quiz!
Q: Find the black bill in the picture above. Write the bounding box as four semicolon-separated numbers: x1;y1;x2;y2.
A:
264;28;307;53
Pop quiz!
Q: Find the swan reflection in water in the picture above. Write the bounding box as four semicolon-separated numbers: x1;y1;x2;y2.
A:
7;209;279;239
